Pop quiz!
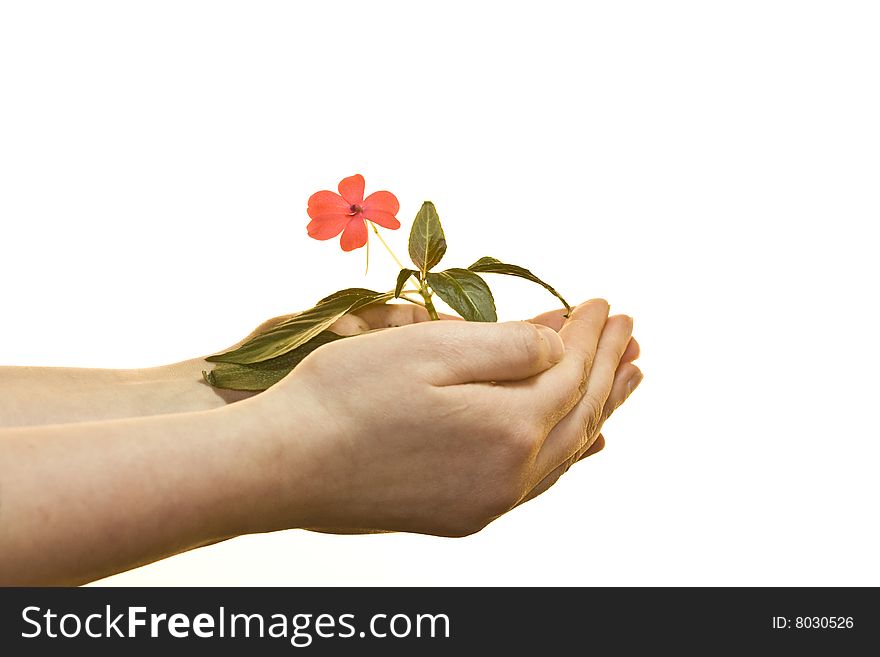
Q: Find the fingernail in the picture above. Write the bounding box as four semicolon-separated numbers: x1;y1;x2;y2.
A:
536;324;565;363
626;372;644;395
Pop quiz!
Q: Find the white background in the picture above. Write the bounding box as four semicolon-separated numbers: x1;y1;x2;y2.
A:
1;1;878;586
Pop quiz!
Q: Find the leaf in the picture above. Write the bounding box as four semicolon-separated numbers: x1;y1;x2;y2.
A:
207;288;392;364
408;201;447;274
426;268;497;322
203;331;346;391
394;268;419;298
468;257;571;315
316;287;384;305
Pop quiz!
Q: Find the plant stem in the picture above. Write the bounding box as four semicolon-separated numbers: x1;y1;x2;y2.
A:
420;279;440;320
370;223;406;270
368;222;422;288
364;231;370;275
368;222;437;317
423;295;440;320
399;294;426;307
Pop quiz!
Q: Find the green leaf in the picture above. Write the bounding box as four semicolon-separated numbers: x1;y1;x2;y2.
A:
316;287;384;305
468;257;571;315
408;201;447;274
394;269;419;298
207;288;392;364
203;331;345;391
426;268;497;322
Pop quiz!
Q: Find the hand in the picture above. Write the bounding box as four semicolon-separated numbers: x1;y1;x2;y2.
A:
516;306;641;503
293;301;641;471
250;302;640;534
246;299;641;537
226;302;641;535
337;304;641;477
0;299;640;584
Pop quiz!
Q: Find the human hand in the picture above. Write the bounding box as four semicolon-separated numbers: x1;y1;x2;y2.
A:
251;302;639;534
514;306;641;503
242;299;641;537
348;303;641;485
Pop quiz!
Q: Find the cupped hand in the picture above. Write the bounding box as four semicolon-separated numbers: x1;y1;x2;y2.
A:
246;299;642;537
343;303;640;475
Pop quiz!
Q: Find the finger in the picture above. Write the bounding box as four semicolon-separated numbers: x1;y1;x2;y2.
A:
352;303;458;329
518;434;606;506
600;363;643;425
403;320;565;385
531;307;639;366
523;361;641;504
353;303;430;329
527;362;641;500
328;313;372;336
528;308;568;332
504;299;610;419
622;337;640;363
575;436;606;464
574;364;642;467
534;314;633;479
578;432;606;461
583;315;635;413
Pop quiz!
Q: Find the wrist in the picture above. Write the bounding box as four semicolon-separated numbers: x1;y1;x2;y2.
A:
214;381;332;536
134;358;258;415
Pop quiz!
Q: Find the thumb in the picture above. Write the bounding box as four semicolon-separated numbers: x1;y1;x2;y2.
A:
410;320;565;385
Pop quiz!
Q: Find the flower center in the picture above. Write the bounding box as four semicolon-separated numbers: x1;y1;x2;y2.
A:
349;204;363;214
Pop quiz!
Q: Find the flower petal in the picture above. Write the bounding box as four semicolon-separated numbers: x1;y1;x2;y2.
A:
307;214;350;240
364;210;401;230
338;174;365;206
340;217;368;251
308;190;350;219
362;190;400;215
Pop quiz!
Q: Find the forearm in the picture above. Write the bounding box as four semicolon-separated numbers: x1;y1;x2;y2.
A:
0;398;307;586
0;310;371;428
0;359;255;428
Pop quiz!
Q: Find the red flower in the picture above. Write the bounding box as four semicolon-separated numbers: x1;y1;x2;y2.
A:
307;174;401;251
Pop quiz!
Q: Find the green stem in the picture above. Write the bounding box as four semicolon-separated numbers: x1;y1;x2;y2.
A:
424;296;440;320
369;222;421;288
370;223;405;270
420;280;440;320
367;222;436;316
364;229;370;275
399;294;426;307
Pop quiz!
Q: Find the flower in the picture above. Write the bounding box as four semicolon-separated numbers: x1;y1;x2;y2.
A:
307;174;401;251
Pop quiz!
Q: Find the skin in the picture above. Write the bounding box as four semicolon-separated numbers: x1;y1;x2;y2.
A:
0;300;641;585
